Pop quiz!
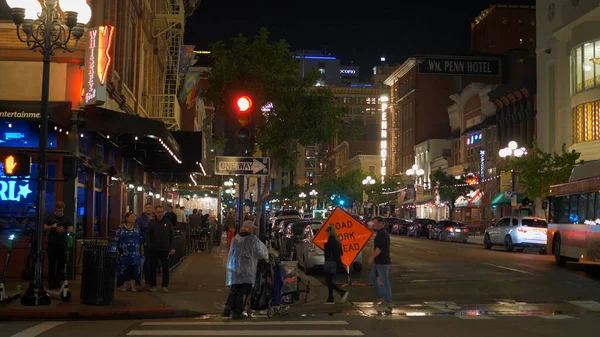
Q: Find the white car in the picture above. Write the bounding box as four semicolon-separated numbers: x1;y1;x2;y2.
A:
483;216;548;253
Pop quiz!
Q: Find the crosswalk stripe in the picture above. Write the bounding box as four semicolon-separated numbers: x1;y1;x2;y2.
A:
375;316;409;320
142;321;350;326
455;315;494;320
10;323;66;337
539;315;573;319
127;330;364;336
568;300;600;311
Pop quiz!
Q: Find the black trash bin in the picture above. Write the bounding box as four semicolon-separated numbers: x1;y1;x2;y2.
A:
80;242;117;305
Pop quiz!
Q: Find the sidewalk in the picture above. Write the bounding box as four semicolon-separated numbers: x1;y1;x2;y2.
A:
0;244;232;320
467;235;484;245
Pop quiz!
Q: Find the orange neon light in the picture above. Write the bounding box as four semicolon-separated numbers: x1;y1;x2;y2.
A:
4;155;17;175
97;25;115;85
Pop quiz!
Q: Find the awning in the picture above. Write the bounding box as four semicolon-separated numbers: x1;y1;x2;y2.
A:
491;193;525;205
0;100;72;128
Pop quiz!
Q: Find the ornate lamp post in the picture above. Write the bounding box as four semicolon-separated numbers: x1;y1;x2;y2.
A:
498;140;527;209
7;0;91;306
406;164;425;219
362;176;376;215
309;189;318;210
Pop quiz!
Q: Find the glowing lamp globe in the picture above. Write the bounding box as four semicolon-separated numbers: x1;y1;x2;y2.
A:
18;0;42;20
76;3;92;24
6;0;24;8
508;141;518;150
237;96;252;112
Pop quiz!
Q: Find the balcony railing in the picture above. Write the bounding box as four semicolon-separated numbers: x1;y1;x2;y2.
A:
148;94;181;130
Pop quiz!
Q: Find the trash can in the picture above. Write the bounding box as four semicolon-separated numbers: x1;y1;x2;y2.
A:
80;242;117;305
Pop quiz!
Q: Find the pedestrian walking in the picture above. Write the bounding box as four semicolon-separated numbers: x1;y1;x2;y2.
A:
223;220;268;320
115;212;143;292
323;224;349;304
368;216;392;308
43;201;73;289
225;210;236;247
135;202;153;286
146;205;175;293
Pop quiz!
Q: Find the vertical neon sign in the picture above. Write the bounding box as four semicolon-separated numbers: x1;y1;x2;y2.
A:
380;95;389;183
84;25;115;105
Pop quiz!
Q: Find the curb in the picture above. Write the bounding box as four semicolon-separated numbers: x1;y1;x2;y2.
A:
0;307;205;321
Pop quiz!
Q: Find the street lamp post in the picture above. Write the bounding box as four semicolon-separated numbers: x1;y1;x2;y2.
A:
7;0;91;306
362;176;376;215
498;141;527;215
309;189;318;210
406;164;424;219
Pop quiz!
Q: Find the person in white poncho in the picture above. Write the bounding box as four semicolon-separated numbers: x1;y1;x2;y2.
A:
223;220;268;319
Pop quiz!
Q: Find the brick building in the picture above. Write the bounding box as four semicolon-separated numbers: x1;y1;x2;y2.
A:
471;4;536;54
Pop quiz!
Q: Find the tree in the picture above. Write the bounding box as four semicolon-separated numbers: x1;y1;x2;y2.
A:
505;141;582;200
205;28;348;226
205;28;347;170
431;169;472;216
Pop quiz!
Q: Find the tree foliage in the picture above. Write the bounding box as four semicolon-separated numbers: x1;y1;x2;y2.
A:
431;169;472;214
505;141;582;200
205;28;348;170
316;169;368;203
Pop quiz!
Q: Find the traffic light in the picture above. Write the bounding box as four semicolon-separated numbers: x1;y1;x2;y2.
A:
2;152;32;176
233;94;253;140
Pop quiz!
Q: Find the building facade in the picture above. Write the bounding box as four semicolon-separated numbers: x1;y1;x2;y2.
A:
537;0;600;162
471;4;536;54
0;0;200;277
296;50;341;86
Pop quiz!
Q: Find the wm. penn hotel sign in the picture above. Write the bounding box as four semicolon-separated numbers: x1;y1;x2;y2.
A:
418;56;501;77
84;26;115;105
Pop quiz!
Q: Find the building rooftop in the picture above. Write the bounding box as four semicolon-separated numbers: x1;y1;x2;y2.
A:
473;4;536;25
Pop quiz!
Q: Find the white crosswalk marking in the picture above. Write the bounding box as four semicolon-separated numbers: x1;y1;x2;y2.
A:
424;301;461;312
128;320;364;336
568;300;600;311
456;315;494;320
539;315;574;319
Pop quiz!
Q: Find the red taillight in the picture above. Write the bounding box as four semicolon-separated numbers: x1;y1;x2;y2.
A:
517;228;527;233
445;226;453;231
463;228;469;233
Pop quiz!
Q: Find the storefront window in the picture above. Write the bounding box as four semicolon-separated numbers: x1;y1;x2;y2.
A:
79;132;90;156
76;186;86;238
572;100;600;144
0;121;57;148
0;163;56;231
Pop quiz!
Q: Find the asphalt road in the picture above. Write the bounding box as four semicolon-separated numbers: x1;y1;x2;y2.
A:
4;314;600;337
313;234;600;306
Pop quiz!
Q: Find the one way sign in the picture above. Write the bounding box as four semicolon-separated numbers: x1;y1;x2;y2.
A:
215;156;270;176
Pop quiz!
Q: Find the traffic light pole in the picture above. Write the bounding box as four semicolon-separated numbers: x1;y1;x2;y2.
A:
237;175;245;232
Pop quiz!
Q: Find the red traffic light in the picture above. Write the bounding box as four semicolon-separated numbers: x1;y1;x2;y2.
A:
236;96;252;112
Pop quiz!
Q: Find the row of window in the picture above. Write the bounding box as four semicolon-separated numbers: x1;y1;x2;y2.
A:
550;192;600;225
571;40;600;94
572;100;600;144
335;97;383;104
393;76;414;100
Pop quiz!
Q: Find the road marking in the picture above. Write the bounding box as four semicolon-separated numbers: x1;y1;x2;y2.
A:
425;301;461;312
481;263;537;276
375;316;409;320
142;321;350;326
456;315;494;320
539;315;574;319
10;322;65;337
128;330;364;336
426;250;439;255
568;300;600;311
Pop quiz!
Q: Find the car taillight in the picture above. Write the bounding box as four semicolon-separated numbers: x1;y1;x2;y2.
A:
463;228;469;233
517;227;527;233
445;226;453;231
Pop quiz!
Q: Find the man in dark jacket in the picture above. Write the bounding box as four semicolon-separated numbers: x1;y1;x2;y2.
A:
43;201;73;289
165;205;177;227
146;205;175;292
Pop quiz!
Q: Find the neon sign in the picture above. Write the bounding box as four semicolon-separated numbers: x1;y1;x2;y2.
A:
380;95;389;180
0;180;32;201
84;25;115;105
340;69;356;74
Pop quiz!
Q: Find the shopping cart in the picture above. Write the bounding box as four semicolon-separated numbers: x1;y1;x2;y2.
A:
266;259;311;318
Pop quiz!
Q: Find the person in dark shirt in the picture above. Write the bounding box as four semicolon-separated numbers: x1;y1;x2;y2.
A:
323;224;349;304
165;205;177;227
43;201;73;289
135;202;153;286
146;205;175;292
368;216;392;308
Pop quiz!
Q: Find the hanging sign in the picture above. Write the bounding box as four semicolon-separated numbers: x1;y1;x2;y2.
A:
84;25;115;105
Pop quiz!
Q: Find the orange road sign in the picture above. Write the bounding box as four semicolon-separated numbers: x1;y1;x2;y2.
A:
312;207;373;268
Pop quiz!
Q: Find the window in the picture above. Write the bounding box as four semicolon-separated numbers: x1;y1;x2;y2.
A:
571;41;600;94
123;4;137;89
572;99;600;143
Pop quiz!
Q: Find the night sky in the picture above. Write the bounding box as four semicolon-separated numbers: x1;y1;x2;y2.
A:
185;0;535;80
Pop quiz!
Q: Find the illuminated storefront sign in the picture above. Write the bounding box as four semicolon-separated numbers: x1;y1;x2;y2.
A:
340;69;356;74
0;179;32;201
0;111;41;120
418;56;501;76
84;25;115;105
380;95;389;181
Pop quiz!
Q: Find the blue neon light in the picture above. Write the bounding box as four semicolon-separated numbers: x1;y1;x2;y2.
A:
294;56;336;60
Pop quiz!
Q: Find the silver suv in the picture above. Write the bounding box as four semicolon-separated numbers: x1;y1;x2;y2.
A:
483;216;548;253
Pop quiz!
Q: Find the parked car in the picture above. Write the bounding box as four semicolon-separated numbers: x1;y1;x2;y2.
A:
429;220;469;243
387;218;410;235
407;218;436;237
295;221;364;274
483;216;548;253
